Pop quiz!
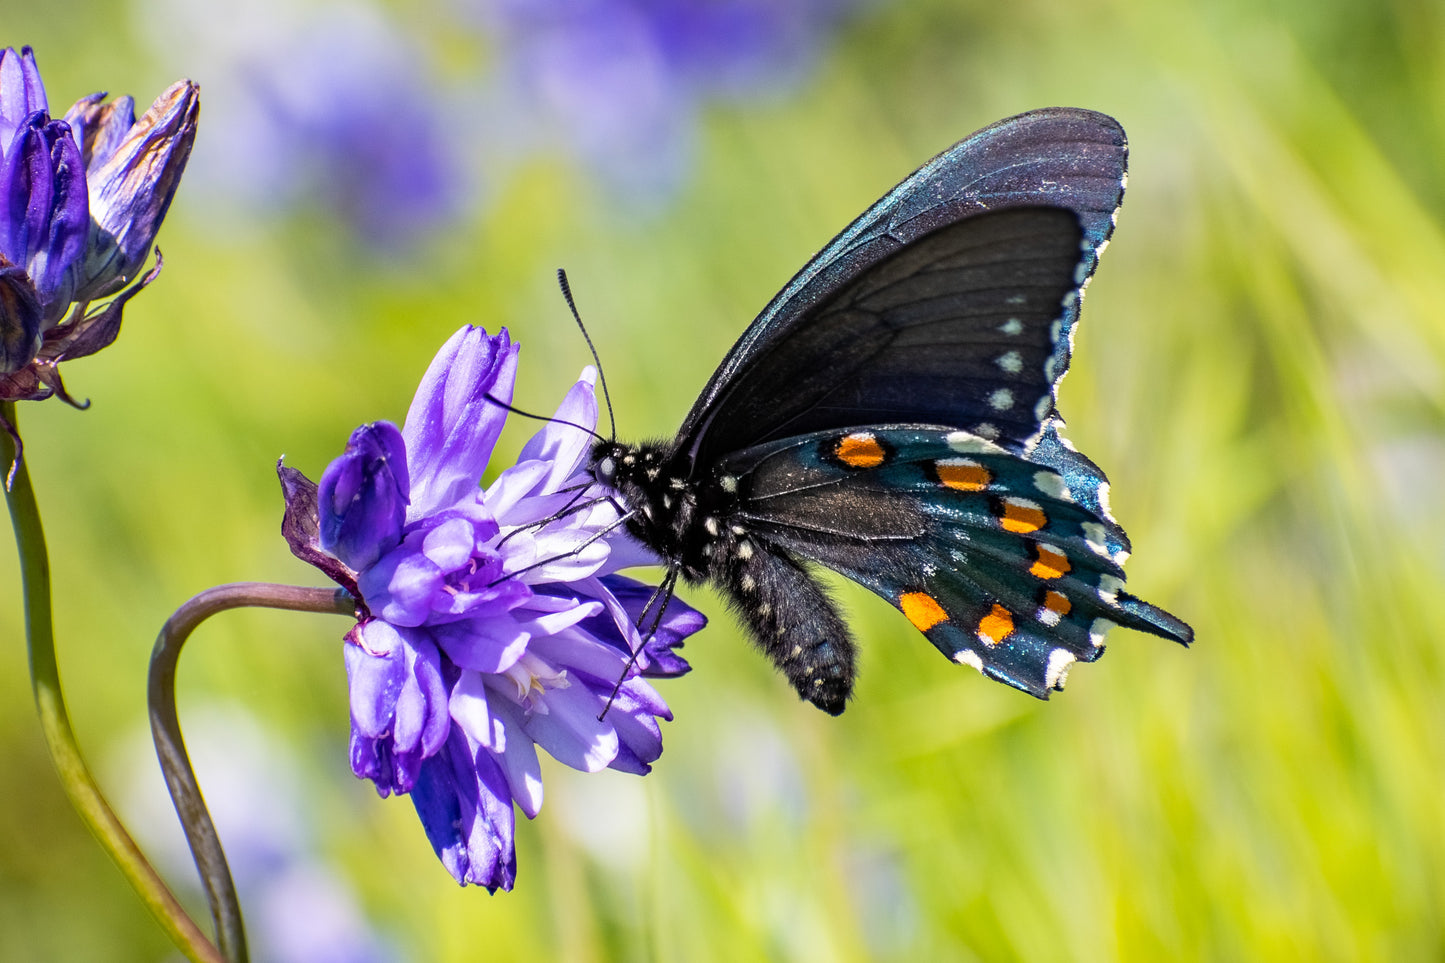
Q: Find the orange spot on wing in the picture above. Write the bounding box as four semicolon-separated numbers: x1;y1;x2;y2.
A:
977;604;1015;645
1030;546;1071;580
1000;498;1046;533
1043;591;1072;615
900;592;949;631
936;459;992;491
835;432;885;469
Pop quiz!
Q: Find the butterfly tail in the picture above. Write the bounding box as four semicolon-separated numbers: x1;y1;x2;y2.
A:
1115;591;1193;647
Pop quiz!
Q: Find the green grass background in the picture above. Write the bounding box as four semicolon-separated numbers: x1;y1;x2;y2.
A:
3;0;1444;959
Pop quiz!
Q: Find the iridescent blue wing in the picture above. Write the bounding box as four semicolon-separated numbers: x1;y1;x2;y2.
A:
679;108;1128;467
720;424;1191;697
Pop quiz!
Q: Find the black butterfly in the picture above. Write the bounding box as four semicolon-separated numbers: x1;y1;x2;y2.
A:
591;107;1192;715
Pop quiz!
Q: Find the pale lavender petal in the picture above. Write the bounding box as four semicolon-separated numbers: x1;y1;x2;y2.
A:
483;695;544;817
521;681;618;773
420;515;476;572
361;533;444;626
344;622;404;737
391;633;447;758
514;368;599;489
402;326;519;518
431;616;530;674
448;670;496;747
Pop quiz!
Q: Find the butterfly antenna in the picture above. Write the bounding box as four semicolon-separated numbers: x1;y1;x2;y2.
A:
557;268;617;441
482;392;603;442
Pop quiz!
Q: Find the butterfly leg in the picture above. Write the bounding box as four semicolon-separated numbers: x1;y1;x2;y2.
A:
722;549;856;715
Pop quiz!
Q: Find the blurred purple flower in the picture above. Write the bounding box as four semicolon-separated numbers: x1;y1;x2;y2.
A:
142;0;461;251
0;44;196;406
281;325;700;890
472;0;869;207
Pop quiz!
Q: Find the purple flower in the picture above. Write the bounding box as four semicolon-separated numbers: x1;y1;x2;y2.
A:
141;1;461;251
281;325;701;891
0;44;197;403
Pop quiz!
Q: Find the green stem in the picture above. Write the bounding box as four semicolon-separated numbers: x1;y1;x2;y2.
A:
1;401;224;963
149;581;354;963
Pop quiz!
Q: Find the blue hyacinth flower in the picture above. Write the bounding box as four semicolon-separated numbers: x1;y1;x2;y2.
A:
281;325;702;891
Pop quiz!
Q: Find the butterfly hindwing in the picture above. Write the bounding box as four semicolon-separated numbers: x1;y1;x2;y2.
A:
721;426;1192;697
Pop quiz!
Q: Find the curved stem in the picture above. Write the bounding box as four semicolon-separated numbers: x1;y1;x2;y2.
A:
149;581;355;963
1;401;224;963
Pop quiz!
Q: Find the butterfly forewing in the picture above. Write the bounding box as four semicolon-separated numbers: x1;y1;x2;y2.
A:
691;208;1090;458
680;108;1129;464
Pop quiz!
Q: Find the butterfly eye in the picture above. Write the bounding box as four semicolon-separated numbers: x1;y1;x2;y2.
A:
597;456;616;480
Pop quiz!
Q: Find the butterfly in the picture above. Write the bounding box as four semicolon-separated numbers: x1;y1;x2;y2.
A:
590;107;1193;714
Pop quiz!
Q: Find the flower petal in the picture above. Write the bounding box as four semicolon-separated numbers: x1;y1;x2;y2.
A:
74;80;198;301
520;678;618;773
485;695;544;817
402;325;519;519
0;47;47;145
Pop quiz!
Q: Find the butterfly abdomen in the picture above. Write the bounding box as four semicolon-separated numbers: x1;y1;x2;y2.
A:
717;546;855;715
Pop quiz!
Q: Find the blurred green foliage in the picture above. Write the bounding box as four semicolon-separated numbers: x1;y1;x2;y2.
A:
4;0;1445;960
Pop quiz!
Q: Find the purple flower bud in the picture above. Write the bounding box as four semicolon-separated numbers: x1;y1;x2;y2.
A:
0;46;47;147
68;80;198;301
318;421;410;573
0;114;89;322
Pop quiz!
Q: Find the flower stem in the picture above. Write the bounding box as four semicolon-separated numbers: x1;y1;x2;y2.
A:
149;581;355;963
1;401;224;963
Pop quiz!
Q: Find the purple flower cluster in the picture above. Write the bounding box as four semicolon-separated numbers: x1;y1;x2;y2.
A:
282;325;701;890
0;45;197;404
138;0;864;247
142;0;458;252
479;0;869;206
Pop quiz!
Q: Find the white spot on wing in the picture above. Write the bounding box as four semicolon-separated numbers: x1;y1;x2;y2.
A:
1089;618;1116;648
1046;648;1076;689
1098;574;1124;604
996;350;1023;374
973;422;1001;441
946;430;1006;455
1033;395;1052;421
1081;521;1109;557
1037;605;1063;628
955;649;984;673
1098;481;1116;521
1033;471;1072;501
1000;318;1024;336
988;388;1014;411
